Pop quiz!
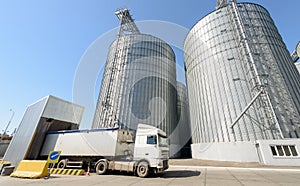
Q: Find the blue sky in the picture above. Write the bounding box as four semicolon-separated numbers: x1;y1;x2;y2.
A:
1;0;299;132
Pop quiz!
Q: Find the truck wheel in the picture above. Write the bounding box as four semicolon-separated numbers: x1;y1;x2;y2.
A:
96;161;107;175
57;160;67;169
137;161;149;178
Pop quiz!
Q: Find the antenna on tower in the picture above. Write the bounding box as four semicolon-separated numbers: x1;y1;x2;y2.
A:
115;8;140;36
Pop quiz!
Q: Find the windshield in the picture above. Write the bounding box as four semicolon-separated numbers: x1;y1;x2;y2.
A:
158;134;168;147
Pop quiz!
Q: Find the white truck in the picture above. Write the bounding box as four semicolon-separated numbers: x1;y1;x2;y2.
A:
40;124;169;177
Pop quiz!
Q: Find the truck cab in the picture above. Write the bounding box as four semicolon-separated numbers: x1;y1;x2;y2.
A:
133;124;169;175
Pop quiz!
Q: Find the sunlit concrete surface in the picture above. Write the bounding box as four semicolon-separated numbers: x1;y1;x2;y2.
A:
1;165;300;186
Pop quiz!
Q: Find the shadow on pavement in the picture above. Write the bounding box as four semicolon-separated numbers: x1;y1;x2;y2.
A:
48;175;64;179
99;170;201;178
159;170;201;178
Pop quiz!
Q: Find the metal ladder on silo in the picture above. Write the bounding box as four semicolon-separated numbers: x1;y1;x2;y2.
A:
99;36;123;128
99;9;140;128
227;1;283;139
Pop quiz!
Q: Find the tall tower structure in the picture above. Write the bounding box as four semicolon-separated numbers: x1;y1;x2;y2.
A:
184;1;300;163
92;9;179;155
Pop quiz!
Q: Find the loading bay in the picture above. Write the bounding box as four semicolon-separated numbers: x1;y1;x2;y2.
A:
1;161;300;186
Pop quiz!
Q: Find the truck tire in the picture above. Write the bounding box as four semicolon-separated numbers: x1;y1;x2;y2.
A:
57;159;67;169
96;161;107;175
137;161;149;178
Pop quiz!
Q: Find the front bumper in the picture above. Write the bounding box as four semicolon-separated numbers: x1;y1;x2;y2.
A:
156;159;169;170
163;160;169;170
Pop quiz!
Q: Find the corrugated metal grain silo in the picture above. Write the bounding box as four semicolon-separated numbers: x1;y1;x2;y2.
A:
184;2;300;161
93;34;177;133
92;10;178;155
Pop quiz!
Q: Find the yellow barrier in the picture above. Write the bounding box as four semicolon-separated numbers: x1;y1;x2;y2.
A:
0;160;11;165
49;168;85;176
10;160;49;179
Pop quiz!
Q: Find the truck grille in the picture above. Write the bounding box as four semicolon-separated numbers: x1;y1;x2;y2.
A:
161;150;169;157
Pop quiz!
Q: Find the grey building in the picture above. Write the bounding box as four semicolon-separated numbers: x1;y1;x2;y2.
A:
184;1;300;165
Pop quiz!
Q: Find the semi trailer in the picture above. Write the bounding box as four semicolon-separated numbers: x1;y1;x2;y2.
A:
40;124;169;177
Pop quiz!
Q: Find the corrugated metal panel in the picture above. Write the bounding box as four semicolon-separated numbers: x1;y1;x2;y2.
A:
2;96;84;167
173;82;191;157
43;95;84;125
2;97;48;167
176;82;191;147
92;34;177;140
184;3;300;144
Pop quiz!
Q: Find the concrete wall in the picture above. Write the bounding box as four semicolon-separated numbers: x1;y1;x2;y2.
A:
257;139;300;166
192;140;300;166
191;141;260;163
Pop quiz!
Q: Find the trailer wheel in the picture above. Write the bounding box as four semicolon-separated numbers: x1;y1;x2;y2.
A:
137;161;149;178
96;161;107;175
57;159;67;169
